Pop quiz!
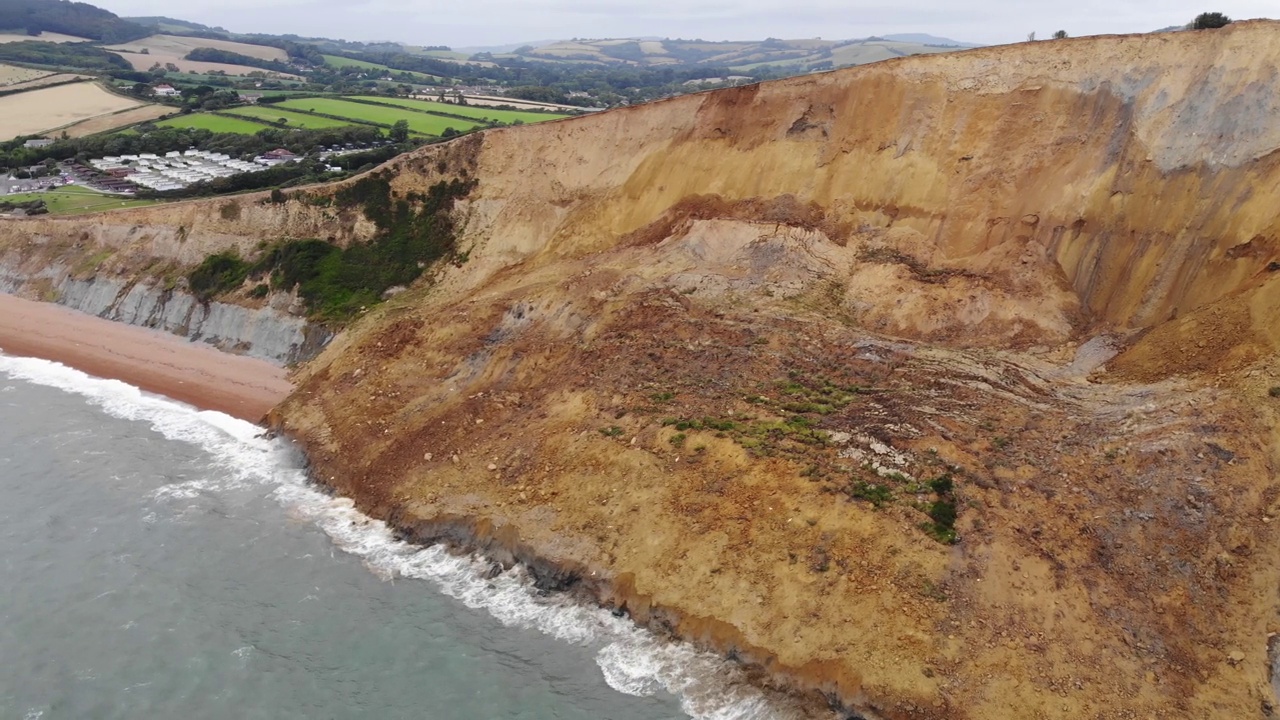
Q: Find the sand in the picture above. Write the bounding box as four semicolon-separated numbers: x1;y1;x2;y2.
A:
0;294;291;421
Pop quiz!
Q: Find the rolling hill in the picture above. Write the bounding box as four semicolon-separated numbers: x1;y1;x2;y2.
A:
0;0;150;43
486;35;978;72
123;16;230;35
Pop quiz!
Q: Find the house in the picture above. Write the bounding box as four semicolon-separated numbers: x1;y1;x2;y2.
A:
23;138;53;149
261;148;297;161
238;93;263;104
153;84;180;98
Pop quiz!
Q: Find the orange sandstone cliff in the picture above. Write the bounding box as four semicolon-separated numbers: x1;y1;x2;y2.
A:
6;22;1280;719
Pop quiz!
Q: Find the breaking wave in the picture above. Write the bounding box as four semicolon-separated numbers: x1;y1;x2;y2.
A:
0;352;809;720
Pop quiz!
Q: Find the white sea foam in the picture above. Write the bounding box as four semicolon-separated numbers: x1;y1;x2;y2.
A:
0;352;810;720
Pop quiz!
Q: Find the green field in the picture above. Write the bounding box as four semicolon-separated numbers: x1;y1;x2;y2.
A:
413;49;473;61
2;186;159;215
276;97;482;135
352;96;569;124
322;55;440;82
224;105;357;129
322;54;385;70
157;113;272;134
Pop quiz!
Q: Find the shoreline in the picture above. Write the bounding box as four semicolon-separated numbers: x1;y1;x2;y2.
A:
0;293;843;719
0;293;292;421
272;414;880;720
292;475;864;720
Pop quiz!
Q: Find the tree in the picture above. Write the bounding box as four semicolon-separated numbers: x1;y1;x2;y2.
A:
389;119;410;143
1053;30;1068;39
1192;12;1232;29
1027;31;1037;42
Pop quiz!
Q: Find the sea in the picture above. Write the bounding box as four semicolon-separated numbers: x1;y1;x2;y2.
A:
0;353;804;720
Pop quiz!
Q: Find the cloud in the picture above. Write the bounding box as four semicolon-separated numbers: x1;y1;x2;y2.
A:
94;0;1276;47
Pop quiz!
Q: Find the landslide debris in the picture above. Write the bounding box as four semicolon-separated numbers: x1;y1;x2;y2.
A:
10;20;1280;720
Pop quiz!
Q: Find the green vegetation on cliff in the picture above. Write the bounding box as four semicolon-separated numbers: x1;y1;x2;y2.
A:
187;175;475;320
1193;12;1232;29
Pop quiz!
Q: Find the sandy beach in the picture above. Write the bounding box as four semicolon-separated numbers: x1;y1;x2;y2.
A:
0;294;292;421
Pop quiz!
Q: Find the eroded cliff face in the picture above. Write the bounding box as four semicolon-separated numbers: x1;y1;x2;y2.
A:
352;23;1280;352
7;21;1280;720
273;24;1280;720
0;190;370;362
0;253;332;365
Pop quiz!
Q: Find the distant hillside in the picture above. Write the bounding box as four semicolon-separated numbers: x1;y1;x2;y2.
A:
0;0;150;43
490;36;974;72
881;33;981;47
124;16;229;36
456;40;560;54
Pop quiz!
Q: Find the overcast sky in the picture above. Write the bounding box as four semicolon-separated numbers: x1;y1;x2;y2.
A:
92;0;1276;48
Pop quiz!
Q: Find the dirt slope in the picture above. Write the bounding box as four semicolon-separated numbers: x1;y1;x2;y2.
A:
7;21;1280;720
272;23;1280;718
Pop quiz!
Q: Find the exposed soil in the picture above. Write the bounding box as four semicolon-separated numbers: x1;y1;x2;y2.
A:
276;229;1280;718
8;21;1280;720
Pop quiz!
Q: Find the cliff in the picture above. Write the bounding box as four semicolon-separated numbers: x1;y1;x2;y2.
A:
0;193;361;362
6;21;1280;719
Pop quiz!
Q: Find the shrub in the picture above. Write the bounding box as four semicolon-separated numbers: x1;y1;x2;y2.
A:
849;481;893;508
246;177;476;322
924;499;959;545
1192;12;1232;29
928;499;957;528
1270;386;1280;398
188;251;248;300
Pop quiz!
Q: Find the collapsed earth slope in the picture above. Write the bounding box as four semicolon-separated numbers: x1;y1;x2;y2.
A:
6;21;1280;720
